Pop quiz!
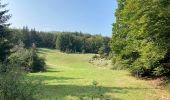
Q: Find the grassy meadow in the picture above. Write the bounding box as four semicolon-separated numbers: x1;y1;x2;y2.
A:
28;48;170;100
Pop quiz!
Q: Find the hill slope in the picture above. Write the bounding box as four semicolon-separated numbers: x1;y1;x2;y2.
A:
29;48;170;100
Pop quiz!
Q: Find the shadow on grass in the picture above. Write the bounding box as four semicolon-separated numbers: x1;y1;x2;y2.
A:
44;67;64;73
38;48;56;53
28;74;155;99
45;70;63;73
40;84;151;100
27;75;81;81
37;50;46;54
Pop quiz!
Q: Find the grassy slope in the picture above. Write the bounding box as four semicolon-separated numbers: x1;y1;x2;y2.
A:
29;48;170;100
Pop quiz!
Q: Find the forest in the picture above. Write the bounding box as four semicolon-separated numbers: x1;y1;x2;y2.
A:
0;0;170;100
10;27;111;54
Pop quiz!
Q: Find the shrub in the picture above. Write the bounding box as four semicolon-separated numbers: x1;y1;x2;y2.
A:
92;55;99;59
0;63;41;100
98;44;111;58
9;42;46;72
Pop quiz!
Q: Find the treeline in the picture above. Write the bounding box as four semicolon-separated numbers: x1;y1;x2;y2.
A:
10;27;56;48
10;28;111;54
110;0;170;77
56;32;111;54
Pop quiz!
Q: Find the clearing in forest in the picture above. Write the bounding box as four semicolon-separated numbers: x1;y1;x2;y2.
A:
29;48;170;100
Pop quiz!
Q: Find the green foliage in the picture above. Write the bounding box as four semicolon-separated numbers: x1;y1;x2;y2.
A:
0;1;43;100
9;42;46;72
30;43;46;72
0;2;12;62
110;0;170;77
56;32;110;53
9;27;56;48
0;63;41;100
98;44;111;58
92;55;99;59
10;28;111;54
12;27;57;48
56;33;82;53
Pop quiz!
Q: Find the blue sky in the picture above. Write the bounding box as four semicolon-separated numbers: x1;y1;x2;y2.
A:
6;0;117;36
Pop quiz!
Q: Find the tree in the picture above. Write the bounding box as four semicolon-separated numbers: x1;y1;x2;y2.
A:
110;0;170;77
0;1;11;62
98;44;110;58
0;1;42;99
55;32;110;53
9;42;46;72
98;37;111;58
29;43;46;72
9;28;111;54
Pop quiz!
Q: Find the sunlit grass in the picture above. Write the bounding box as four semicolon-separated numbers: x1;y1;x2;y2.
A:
29;48;170;100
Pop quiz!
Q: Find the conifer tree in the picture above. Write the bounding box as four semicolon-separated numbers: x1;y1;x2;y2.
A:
0;1;11;62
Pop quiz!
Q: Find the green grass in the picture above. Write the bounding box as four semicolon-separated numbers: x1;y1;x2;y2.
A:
29;48;170;100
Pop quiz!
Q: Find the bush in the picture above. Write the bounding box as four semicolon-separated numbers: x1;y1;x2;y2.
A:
98;44;111;58
9;42;46;72
92;55;99;59
0;63;41;100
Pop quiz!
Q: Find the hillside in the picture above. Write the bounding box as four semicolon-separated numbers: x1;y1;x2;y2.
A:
28;48;170;100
